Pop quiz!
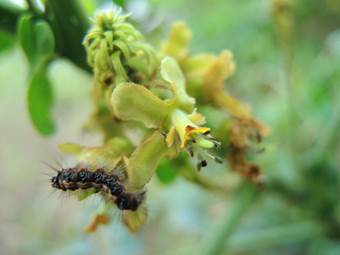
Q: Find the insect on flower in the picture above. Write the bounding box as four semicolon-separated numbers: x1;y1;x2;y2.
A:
50;166;146;211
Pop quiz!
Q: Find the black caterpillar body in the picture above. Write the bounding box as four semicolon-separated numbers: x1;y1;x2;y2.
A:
51;168;144;211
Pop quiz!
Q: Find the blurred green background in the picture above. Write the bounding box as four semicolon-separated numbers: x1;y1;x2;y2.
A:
0;0;339;254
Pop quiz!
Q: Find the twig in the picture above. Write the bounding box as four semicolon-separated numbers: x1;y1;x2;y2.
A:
200;182;258;255
226;220;325;253
26;0;43;16
45;0;91;72
0;1;24;33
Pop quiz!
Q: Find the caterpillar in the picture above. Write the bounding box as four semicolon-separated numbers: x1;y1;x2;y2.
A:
51;167;145;211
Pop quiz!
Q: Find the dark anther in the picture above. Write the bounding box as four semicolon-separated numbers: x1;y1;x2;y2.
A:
214;157;223;164
187;147;194;157
103;76;113;86
255;132;262;143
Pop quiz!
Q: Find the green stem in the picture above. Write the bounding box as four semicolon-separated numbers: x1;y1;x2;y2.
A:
181;167;231;193
303;97;340;165
272;1;299;173
45;0;90;72
282;43;298;169
26;0;43;16
0;0;91;72
0;1;24;33
227;220;324;253
200;183;258;255
160;220;324;255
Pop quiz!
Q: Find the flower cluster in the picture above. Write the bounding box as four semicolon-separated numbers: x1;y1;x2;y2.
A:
161;22;269;183
56;11;267;232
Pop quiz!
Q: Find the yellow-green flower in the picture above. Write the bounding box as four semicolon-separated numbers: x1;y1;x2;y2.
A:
84;10;159;86
110;56;221;170
161;22;253;120
169;108;211;148
54;11;269;234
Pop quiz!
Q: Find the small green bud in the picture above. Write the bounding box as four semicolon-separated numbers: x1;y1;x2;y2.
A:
161;56;195;112
84;11;159;86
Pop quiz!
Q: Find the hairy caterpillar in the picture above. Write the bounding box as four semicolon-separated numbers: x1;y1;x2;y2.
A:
51;167;145;211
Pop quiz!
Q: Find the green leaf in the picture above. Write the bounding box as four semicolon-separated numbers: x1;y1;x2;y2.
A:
156;159;178;184
28;64;55;136
0;30;14;52
18;14;36;63
18;15;55;66
65;137;133;170
19;17;56;136
112;0;125;7
34;20;55;57
0;1;24;34
45;0;90;71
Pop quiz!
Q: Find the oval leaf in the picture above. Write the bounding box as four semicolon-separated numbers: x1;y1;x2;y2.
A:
112;0;125;7
18;14;36;63
156;159;178;184
0;31;14;53
28;65;55;135
34;20;55;57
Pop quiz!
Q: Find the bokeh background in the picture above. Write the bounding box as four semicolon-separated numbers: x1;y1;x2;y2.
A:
0;0;340;254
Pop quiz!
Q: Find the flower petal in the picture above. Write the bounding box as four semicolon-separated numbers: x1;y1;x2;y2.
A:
84;213;110;233
161;56;195;111
188;110;206;125
161;22;192;61
59;137;133;170
171;109;211;148
126;131;170;190
122;205;148;233
111;83;170;128
165;126;177;147
181;53;216;79
202;51;252;119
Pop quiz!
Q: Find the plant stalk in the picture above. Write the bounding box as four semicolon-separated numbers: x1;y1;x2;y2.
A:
227;220;325;253
0;1;24;33
200;182;258;255
45;0;91;72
